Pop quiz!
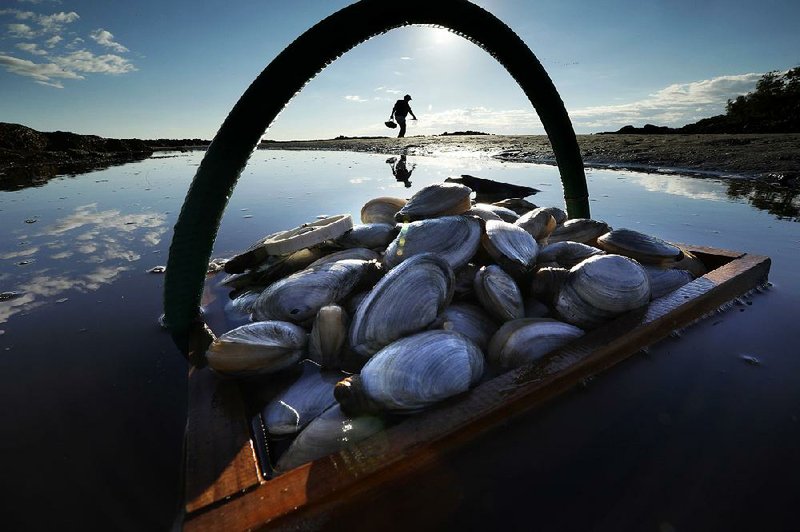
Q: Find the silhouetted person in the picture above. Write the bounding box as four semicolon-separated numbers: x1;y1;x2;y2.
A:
389;94;417;138
386;152;416;187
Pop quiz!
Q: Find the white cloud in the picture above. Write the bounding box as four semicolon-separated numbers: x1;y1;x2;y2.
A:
89;28;128;53
569;72;764;129
37;11;78;33
400;56;413;60
0;53;83;84
7;22;35;38
344;95;367;102
16;42;47;55
44;34;61;47
55;49;136;74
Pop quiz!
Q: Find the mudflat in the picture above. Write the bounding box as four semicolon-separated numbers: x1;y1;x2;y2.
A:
262;133;800;188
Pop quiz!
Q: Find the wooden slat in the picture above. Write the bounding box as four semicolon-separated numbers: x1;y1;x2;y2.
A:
184;250;770;531
184;367;262;513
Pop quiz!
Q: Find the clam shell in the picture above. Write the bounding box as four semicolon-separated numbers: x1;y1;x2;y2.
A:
252;259;377;323
225;289;261;317
596;228;683;264
540;206;567;226
306;247;381;270
335;223;399;251
664;248;707;277
206;321;307;376
470;203;518;222
274;404;386;474
492;198;537;215
336;330;485;413
308;305;349;368
349;253;454;360
428;302;499;351
220;247;324;290
481;220;539;277
529;266;569;306
474;264;525;322
515;207;557;242
487;318;584;370
538;241;605;269
465;204;503;222
223;230;281;273
261;361;343;436
383;215;481;270
554;254;651;329
394;183;472;222
644;266;694;299
547;218;611;246
361;197;406;224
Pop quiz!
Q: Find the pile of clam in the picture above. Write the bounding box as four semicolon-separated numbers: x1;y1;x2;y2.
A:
208;180;707;473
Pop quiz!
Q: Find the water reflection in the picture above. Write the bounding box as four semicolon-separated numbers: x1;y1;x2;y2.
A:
0;203;167;325
726;180;800;221
0;154;152;192
386;152;416;188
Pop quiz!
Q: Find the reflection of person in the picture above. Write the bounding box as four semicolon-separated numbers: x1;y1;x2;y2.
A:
389;94;417;138
386;152;416;187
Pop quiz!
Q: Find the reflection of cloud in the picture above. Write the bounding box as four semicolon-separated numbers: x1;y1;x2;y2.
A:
0;266;131;324
0;204;167;324
0;247;38;260
619;172;729;202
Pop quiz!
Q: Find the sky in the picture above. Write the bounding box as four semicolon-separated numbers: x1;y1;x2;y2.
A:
1;0;799;141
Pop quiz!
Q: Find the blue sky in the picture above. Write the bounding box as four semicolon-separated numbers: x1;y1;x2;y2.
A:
1;0;798;140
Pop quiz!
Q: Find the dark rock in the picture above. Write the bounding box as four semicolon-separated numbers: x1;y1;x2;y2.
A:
445;174;539;202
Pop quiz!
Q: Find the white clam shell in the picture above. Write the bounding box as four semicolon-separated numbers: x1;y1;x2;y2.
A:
335;223;399;251
474;264;525;323
555;254;651;329
383;215;481;271
261;361;343;436
252;259;376;323
596;228;683;264
644;265;694;299
482;219;539;277
547;218;611;245
306;247;381;270
538;241;605;269
515;207;557;242
361;196;406;224
349;253;454;360
487;318;584;370
206;320;307;376
429;302;499;351
350;330;485;412
394;182;472;222
308;305;349;368
274;404;386;474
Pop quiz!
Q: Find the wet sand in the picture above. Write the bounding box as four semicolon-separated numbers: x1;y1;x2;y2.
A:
261;133;800;188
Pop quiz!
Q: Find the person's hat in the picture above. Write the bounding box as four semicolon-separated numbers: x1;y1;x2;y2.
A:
404;94;412;100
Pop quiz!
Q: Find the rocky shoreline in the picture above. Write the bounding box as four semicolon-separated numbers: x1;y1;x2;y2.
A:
3;121;799;196
260;133;800;189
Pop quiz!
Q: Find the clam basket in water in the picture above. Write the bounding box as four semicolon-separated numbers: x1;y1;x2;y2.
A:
162;1;772;530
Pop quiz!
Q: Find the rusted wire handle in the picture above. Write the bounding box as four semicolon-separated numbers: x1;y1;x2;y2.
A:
163;0;589;363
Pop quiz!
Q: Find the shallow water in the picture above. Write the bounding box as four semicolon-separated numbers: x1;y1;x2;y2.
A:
1;150;798;530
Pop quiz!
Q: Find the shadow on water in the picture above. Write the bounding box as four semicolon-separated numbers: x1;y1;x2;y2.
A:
726;179;800;221
0;154;152;192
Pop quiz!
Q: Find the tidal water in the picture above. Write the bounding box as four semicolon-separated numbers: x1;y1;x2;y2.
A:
1;150;798;530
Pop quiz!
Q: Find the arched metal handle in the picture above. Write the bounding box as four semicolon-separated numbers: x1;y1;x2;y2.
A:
164;0;589;362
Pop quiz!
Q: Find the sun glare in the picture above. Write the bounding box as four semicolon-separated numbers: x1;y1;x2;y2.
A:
431;27;460;46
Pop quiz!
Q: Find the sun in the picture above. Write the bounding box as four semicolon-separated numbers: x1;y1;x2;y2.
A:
431;27;461;46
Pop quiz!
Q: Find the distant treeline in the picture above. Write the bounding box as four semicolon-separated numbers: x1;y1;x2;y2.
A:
609;66;800;134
